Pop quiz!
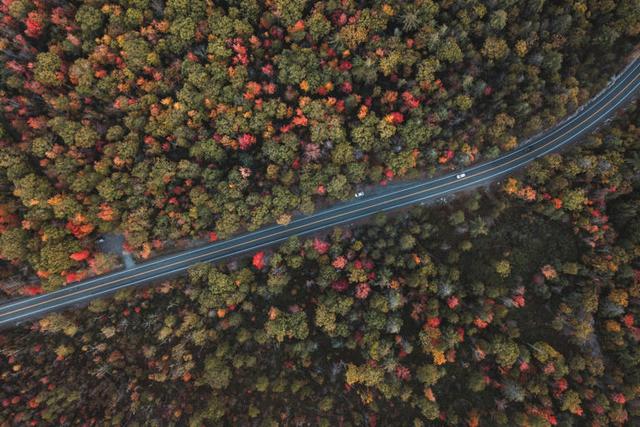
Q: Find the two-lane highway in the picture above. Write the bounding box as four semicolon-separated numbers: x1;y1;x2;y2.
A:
1;57;639;329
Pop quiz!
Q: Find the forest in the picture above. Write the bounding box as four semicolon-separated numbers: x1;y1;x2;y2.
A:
1;103;639;425
1;0;640;425
0;0;639;292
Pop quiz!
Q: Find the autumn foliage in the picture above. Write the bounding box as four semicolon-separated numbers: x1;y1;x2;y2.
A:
0;0;639;425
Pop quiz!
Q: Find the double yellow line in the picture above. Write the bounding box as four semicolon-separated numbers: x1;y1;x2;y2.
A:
2;60;639;322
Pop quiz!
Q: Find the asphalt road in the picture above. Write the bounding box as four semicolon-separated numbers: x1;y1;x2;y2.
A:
1;58;639;329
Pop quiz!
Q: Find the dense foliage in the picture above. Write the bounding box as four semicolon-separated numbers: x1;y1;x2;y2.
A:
1;0;639;291
1;104;639;425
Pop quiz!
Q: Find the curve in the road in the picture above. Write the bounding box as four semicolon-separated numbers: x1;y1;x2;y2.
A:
1;57;639;328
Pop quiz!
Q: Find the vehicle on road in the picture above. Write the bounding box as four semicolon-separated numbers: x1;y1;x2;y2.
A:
456;173;466;179
354;191;365;198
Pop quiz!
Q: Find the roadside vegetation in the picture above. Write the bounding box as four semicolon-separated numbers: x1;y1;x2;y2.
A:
1;0;639;292
1;104;639;425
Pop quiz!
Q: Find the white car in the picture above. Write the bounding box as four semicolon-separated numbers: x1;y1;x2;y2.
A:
456;173;466;179
354;191;365;198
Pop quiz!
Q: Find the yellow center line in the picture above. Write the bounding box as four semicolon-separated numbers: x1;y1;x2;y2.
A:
2;66;639;320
